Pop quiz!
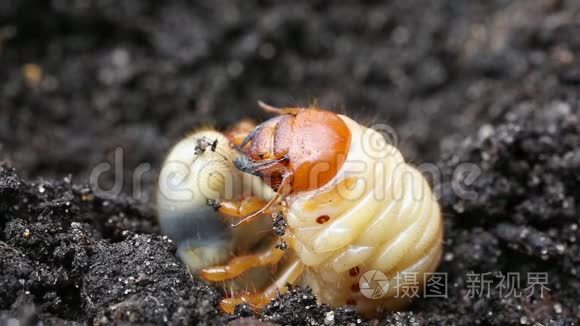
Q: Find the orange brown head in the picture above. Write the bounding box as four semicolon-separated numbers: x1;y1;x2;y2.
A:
234;103;352;194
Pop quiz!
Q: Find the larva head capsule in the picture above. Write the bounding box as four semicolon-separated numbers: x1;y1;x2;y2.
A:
234;105;352;193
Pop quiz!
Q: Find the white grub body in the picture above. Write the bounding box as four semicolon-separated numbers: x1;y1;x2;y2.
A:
285;115;443;316
157;117;443;317
156;130;275;275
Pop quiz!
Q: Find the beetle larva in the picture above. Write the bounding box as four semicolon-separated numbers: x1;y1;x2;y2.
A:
280;111;443;316
157;104;443;317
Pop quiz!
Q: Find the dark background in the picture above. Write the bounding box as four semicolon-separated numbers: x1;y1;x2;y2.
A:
0;0;579;325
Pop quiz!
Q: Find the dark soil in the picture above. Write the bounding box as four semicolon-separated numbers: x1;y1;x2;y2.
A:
1;0;579;325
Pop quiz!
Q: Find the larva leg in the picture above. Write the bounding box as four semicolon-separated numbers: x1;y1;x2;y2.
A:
217;196;270;219
231;173;292;227
199;238;285;282
220;259;304;313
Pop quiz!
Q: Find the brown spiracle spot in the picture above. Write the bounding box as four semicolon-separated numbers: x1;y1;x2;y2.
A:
316;215;330;224
349;266;360;277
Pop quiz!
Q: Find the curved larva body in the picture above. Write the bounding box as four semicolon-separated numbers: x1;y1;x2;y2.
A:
157;109;443;317
284;115;443;315
156;130;275;277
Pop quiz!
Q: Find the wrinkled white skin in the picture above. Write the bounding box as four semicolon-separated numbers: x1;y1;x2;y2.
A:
284;115;443;316
156;130;275;290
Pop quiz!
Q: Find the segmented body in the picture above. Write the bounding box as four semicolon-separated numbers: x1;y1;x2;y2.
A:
284;115;443;315
157;112;443;317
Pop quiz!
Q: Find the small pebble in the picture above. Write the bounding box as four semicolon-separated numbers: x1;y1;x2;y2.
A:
324;311;335;325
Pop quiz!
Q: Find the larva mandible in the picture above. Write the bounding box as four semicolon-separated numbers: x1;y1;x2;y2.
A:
157;103;443;317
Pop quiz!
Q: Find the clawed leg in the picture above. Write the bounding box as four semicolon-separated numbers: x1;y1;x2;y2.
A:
231;173;292;227
220;259;305;313
216;196;272;219
199;238;285;282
